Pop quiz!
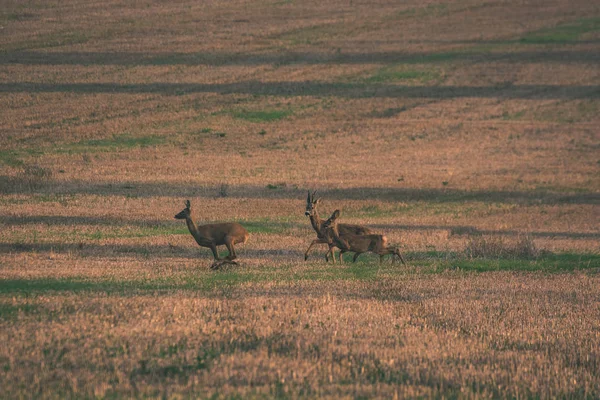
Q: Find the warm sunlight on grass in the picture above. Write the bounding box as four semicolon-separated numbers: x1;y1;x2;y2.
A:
1;0;599;397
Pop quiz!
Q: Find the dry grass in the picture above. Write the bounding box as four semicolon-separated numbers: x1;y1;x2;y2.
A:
464;234;540;260
1;0;599;397
1;268;599;398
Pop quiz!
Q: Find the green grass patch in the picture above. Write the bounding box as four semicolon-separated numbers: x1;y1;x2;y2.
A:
69;134;165;151
0;148;45;167
502;110;526;121
0;12;35;22
0;150;25;167
0;277;177;295
4;134;168;161
232;109;292;123
40;134;168;155
0;303;39;320
520;17;600;44
532;100;600;123
1;253;596;297
343;261;381;280
420;252;600;273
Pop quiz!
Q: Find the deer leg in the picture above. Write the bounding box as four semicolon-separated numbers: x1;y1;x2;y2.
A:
327;245;336;264
305;239;326;261
339;249;348;263
396;250;407;266
224;237;237;261
209;245;223;270
208;244;221;261
386;246;406;265
352;252;362;262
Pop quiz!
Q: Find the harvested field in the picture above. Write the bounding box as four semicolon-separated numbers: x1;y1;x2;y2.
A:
1;0;599;398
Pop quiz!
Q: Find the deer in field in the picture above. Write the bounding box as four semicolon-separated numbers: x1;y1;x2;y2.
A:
322;210;406;265
304;190;373;263
175;200;249;269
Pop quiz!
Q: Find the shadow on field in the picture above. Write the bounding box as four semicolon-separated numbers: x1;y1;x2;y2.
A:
3;50;599;66
2;215;598;241
2;181;598;205
1;81;598;100
0;215;169;227
0;276;433;303
0;241;307;261
369;224;600;240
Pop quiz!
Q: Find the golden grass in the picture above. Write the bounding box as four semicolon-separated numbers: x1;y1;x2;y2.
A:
1;268;599;398
1;0;599;397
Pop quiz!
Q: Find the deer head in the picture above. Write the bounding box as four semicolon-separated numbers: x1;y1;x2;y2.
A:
304;190;321;217
321;209;341;231
174;200;192;219
321;209;350;249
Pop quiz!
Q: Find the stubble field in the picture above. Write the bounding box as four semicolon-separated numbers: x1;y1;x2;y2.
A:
1;0;599;398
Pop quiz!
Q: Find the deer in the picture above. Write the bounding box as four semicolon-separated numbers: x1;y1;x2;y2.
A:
174;200;249;270
322;210;406;265
304;190;373;263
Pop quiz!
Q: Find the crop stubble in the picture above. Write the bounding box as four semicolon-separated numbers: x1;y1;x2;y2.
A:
1;0;599;397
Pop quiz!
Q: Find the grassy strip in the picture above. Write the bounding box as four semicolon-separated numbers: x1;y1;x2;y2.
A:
520;17;600;44
1;253;597;297
57;134;166;154
0;134;166;167
426;252;600;273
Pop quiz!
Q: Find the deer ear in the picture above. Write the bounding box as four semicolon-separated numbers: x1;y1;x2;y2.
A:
185;200;191;209
314;197;322;204
332;209;340;219
307;191;311;203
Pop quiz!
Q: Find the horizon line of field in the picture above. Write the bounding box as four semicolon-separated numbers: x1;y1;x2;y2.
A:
1;82;598;100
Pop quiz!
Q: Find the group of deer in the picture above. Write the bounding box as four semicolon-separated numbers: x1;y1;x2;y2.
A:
174;191;405;269
303;191;406;265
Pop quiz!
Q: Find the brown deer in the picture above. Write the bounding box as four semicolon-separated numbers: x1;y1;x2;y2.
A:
304;190;372;263
175;200;249;269
322;210;406;265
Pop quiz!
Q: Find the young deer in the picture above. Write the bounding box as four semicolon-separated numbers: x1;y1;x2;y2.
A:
304;190;372;263
175;200;249;269
322;210;406;265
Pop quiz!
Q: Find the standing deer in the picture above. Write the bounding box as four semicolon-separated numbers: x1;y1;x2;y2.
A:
322;210;406;265
175;200;249;269
304;190;372;263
